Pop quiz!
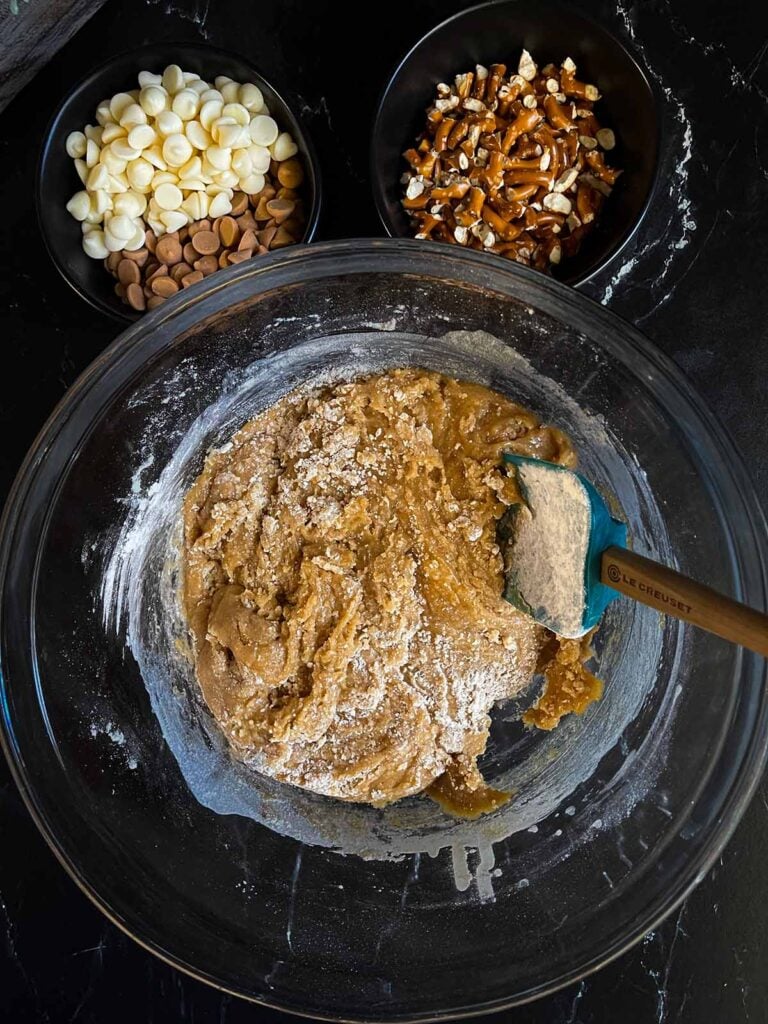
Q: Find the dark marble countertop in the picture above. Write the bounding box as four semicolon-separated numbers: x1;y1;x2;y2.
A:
1;0;767;1021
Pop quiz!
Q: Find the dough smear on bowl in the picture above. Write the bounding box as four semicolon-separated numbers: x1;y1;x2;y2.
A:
181;368;600;817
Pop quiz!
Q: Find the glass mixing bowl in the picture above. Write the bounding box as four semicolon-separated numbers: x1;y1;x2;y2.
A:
1;239;766;1020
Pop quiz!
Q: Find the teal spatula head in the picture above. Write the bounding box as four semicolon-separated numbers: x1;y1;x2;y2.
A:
498;454;628;638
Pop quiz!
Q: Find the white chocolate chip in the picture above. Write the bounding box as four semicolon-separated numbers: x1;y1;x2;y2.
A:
208;191;232;217
119;103;147;129
108;214;135;240
109;92;134;121
66;191;91;221
113;191;145;218
216;168;239;188
579;134;598;150
65;131;87;159
85;138;100;168
205;145;231;170
86;163;109;191
138;70;163;88
222;102;250;126
239;172;265;194
239;82;264;112
111;138;140;162
156;110;183;137
101;123;127;145
162;133;193;167
154;182;183;210
127;123;156;150
159;209;188;232
162;64;185;95
127;158;154;191
139;86;168;118
248;114;278;146
186;120;211;150
172;89;199;121
123;223;146;251
82;229;108;259
270;131;297;161
248;144;271;173
220;81;240;104
199;99;223;131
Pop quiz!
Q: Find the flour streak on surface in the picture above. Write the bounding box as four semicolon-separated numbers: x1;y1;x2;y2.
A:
100;326;680;903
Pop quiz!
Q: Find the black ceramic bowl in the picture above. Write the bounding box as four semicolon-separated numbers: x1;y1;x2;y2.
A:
371;1;658;286
37;42;322;322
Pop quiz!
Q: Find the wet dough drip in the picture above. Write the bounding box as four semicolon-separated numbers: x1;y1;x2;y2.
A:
182;368;587;812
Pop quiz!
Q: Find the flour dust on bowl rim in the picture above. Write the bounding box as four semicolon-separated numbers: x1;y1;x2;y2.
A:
0;239;766;1021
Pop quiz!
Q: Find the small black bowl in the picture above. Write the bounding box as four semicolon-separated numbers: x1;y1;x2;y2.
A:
371;1;658;287
38;42;322;322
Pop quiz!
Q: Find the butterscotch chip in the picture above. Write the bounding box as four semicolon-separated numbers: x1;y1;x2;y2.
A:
114;281;125;299
146;263;169;284
265;198;295;224
276;187;298;201
271;226;295;248
277;158;304;189
156;235;183;265
181;270;204;287
170;262;193;282
188;219;211;238
192;230;219;255
179;226;189;243
194;254;218;275
228;250;252;264
282;216;304;237
219;216;239;248
258;224;277;248
218;249;231;268
146;295;166;309
117;258;141;286
183;241;197;264
106;251;121;273
260;183;277;201
253;197;271;221
123;247;149;267
211;217;222;235
143;284;154;299
145;229;157;254
230;191;249;216
238;228;257;251
151;276;180;298
126;282;146;310
236;211;257;232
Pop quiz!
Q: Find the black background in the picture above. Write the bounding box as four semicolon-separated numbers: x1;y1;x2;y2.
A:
1;0;767;1021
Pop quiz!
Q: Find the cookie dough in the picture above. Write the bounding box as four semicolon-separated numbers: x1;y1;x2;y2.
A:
181;368;594;814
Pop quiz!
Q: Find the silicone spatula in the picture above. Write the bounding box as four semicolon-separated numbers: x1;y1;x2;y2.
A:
498;454;768;656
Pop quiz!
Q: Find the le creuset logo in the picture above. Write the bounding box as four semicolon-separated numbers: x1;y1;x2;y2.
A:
606;563;692;614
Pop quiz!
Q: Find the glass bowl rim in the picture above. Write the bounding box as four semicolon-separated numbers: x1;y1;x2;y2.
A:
1;238;767;1020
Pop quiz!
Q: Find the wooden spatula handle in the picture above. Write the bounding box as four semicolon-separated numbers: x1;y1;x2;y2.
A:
601;546;768;658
